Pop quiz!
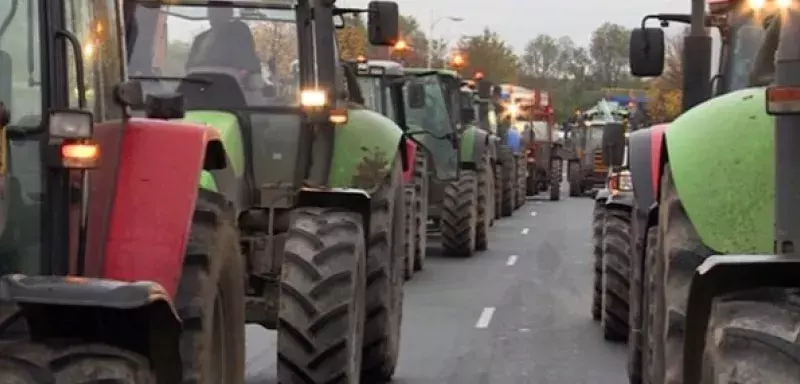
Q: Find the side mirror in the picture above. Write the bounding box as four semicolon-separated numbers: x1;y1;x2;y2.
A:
460;107;475;123
408;82;425;108
601;122;625;167
0;50;11;115
114;79;145;108
367;1;399;46
145;92;185;120
629;28;665;77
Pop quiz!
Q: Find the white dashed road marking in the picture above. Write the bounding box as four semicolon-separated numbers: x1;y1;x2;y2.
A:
530;211;537;216
521;228;529;235
475;307;496;329
506;255;518;266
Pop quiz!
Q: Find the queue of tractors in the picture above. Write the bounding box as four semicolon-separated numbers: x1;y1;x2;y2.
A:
590;0;799;383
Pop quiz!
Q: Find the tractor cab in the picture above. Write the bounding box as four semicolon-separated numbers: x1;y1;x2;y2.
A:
351;59;405;120
402;68;460;181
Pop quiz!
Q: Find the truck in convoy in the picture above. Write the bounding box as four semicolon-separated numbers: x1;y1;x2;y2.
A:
498;84;561;201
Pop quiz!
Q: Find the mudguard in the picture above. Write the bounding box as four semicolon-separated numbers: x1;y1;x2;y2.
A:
665;88;774;253
595;188;610;201
682;255;800;384
101;118;224;297
297;187;372;241
460;126;489;166
628;125;666;216
0;274;182;381
182;111;245;179
329;108;403;191
606;190;634;210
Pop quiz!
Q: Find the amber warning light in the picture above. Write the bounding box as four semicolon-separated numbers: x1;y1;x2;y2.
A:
61;141;99;169
766;86;800;115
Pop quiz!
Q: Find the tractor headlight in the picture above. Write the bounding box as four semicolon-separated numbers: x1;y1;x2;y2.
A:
617;170;633;191
300;89;327;107
49;109;93;139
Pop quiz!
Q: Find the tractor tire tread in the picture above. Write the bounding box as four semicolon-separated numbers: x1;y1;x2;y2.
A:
277;207;366;384
0;342;153;383
413;151;428;271
601;208;632;342
591;201;604;322
441;170;478;257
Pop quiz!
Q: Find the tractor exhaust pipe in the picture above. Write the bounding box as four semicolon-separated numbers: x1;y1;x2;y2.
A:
681;0;712;112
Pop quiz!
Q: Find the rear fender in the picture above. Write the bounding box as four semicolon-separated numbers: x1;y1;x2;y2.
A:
606;190;634;210
682;255;800;384
460;127;489;167
595;188;610;201
297;188;372;241
102;118;225;297
329;108;403;191
628;124;668;213
0;275;182;382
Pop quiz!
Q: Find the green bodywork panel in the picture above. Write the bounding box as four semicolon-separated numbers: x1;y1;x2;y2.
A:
459;126;477;163
181;111;245;191
199;171;218;192
666;87;774;253
328;107;403;191
182;111;245;178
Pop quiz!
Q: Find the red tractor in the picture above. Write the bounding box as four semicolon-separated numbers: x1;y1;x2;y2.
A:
0;0;403;383
514;88;560;201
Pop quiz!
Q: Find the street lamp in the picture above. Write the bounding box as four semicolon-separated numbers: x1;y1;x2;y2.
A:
426;13;464;68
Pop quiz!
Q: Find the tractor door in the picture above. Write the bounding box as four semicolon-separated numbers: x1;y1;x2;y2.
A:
404;74;458;181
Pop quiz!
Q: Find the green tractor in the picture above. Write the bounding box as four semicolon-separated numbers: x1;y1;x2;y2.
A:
0;0;409;383
349;58;429;278
403;67;496;256
619;0;781;383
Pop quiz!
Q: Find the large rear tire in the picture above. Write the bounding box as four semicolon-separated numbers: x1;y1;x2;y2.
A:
361;156;405;382
591;200;605;322
494;161;502;221
403;186;415;281
568;161;580;197
653;163;717;384
499;145;515;217
177;190;246;383
515;155;526;208
441;170;478;257
642;226;658;384
702;289;800;383
277;208;367;383
413;151;428;271
0;343;155;383
601;207;632;342
476;153;492;251
549;158;562;201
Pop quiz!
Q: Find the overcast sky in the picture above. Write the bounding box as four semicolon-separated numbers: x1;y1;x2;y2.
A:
338;0;697;52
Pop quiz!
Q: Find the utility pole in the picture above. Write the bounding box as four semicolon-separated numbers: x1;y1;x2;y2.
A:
426;10;464;68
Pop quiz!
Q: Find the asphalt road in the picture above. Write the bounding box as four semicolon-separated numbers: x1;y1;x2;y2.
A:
245;189;627;383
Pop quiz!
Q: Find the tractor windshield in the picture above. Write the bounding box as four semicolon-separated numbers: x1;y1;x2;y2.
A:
127;1;300;105
357;76;383;113
727;15;766;92
404;74;453;175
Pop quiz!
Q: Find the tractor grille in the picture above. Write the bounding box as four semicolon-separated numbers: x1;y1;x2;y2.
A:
593;150;606;173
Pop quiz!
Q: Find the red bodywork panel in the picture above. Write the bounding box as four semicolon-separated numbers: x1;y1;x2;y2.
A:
90;119;219;298
402;139;417;183
649;124;669;196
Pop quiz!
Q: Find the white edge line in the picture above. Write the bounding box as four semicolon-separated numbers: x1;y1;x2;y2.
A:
506;255;518;266
475;307;496;329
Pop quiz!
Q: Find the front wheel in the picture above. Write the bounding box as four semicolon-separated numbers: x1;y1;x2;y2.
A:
278;207;367;384
441;170;478;257
549;159;562;201
177;190;246;383
403;186;415;281
601;207;632;342
476;154;492;251
413;151;429;271
568;161;581;197
0;343;155;383
515;155;527;208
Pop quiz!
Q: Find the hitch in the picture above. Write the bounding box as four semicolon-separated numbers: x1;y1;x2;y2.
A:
682;254;800;384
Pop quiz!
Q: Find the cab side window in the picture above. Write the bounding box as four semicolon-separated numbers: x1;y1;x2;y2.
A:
0;0;43;127
64;0;125;120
